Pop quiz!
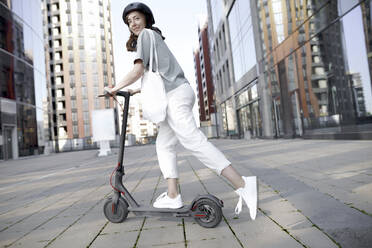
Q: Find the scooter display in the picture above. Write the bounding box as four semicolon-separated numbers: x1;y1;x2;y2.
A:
99;91;223;228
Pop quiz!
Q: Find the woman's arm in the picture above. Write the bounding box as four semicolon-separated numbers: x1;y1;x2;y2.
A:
110;61;145;93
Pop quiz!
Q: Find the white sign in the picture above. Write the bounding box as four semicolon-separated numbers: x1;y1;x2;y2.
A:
92;109;115;142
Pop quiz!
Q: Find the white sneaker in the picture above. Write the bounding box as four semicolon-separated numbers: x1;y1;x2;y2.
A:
235;176;257;220
153;192;183;209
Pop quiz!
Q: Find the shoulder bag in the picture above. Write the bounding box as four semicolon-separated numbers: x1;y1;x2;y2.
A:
140;29;167;124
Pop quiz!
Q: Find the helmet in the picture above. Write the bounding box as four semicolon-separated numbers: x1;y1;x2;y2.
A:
122;2;155;27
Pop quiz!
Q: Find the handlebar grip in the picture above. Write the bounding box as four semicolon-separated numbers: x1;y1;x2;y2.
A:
116;91;131;97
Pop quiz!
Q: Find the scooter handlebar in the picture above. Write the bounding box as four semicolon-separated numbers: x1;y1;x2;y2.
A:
97;91;131;98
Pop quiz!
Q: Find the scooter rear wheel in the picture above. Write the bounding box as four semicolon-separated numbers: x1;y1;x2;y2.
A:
103;197;129;223
193;198;222;228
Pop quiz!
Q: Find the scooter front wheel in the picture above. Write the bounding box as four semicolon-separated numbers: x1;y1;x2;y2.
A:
193;198;222;228
103;197;129;223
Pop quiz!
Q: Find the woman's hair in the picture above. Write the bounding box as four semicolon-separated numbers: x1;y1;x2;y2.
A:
126;26;165;52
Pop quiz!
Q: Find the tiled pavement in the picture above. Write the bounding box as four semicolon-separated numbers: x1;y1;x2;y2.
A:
0;139;371;248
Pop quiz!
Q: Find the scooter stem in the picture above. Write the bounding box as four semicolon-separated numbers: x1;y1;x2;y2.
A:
117;91;131;174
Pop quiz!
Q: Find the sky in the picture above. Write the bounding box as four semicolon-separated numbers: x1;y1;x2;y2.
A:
110;0;207;96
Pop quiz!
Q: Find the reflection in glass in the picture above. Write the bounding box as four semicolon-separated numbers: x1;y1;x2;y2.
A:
1;1;48;158
257;0;372;138
228;0;256;81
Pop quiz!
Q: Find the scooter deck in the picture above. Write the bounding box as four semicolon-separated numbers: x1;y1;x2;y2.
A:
128;205;191;213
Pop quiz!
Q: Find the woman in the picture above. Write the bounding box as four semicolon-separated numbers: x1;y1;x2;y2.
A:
105;2;257;220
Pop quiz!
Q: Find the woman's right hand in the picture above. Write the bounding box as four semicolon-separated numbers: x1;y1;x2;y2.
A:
104;86;116;96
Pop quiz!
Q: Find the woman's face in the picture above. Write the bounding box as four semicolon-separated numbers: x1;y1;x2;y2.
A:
127;11;146;36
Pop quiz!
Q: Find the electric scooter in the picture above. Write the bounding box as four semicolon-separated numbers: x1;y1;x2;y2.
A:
99;91;223;228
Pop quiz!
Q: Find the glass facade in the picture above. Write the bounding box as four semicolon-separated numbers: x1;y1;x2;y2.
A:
257;0;372;138
0;0;48;159
236;82;262;138
228;0;257;81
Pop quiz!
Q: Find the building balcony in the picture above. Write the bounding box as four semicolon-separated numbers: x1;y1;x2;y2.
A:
311;61;325;68
309;39;319;45
58;121;67;126
51;22;61;28
52;59;63;64
50;10;60;16
54;71;64;77
311;87;328;93
57;109;66;114
310;50;320;56
55;84;65;89
49;46;62;53
311;74;327;81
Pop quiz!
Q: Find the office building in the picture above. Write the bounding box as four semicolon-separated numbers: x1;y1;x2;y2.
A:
0;0;49;160
206;0;372;139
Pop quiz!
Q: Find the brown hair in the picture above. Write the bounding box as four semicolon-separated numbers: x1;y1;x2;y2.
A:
126;26;165;52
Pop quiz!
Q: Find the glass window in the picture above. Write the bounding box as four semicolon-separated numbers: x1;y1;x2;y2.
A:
83;111;89;121
81;73;86;85
211;0;223;33
80;63;85;73
228;0;257;81
72;112;78;121
0;50;15;99
70;86;76;96
81;86;87;97
94;98;100;109
84;124;90;136
83;99;89;110
73;125;78;135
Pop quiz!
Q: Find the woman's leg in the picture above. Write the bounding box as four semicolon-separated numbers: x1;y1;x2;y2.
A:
166;84;231;175
221;165;245;189
165;84;257;218
156;121;179;180
153;121;183;208
167;178;178;198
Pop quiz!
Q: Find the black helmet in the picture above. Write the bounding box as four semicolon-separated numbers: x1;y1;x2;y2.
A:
122;2;155;27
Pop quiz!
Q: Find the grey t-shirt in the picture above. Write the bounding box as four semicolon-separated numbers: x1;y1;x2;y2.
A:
134;29;188;93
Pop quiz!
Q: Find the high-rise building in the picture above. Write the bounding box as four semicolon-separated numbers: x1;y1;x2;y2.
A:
206;0;372;140
41;0;117;151
0;0;49;160
193;18;217;137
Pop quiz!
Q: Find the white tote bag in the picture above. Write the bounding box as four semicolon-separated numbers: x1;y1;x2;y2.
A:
140;29;167;124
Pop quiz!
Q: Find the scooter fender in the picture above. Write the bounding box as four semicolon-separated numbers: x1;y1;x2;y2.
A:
190;194;224;210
